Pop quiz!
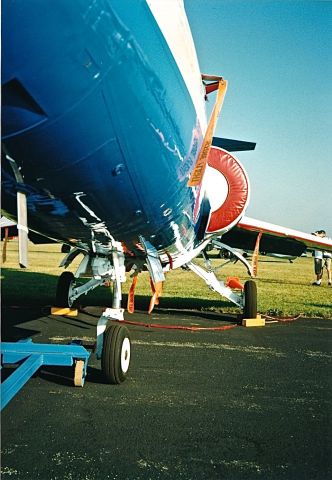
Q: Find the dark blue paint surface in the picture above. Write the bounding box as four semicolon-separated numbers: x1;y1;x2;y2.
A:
2;0;205;256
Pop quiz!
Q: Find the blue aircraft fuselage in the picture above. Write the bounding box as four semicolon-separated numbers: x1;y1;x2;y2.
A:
2;0;206;259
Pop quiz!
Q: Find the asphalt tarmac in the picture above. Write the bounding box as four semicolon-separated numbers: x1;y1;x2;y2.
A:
1;306;331;480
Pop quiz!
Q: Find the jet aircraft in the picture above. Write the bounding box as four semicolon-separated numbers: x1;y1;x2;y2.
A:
2;0;332;383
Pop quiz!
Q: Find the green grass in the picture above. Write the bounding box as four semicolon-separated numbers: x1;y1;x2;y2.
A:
1;240;331;318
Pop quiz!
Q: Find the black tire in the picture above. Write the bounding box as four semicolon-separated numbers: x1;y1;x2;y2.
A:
61;244;71;253
101;324;131;384
243;280;257;318
55;271;75;307
219;250;232;259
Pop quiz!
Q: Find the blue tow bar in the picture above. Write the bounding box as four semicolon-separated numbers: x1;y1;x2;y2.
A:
1;339;91;410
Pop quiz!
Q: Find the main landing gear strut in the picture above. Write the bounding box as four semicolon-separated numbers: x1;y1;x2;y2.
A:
186;255;257;319
202;240;258;318
55;242;131;384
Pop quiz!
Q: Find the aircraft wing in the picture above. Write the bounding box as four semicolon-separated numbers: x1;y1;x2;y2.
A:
0;216;17;228
220;216;332;256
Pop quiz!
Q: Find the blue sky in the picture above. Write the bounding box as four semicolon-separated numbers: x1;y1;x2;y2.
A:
185;0;332;235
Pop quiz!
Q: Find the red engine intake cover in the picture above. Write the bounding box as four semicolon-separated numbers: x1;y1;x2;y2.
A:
205;147;250;233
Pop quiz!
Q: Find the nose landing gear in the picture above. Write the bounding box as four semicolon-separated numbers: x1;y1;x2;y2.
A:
55;242;132;384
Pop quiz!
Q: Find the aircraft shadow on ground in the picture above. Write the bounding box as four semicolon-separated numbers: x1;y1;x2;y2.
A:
2;268;235;312
1;306;43;341
306;302;332;309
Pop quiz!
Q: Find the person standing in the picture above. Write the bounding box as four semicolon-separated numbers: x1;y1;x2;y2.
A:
312;230;332;286
323;249;332;286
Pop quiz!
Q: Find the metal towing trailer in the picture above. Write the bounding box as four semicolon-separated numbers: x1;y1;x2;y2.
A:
1;339;90;410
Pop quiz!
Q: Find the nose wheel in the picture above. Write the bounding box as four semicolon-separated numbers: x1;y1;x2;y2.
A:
101;324;131;384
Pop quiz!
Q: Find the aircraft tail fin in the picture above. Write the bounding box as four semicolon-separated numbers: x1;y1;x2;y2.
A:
212;137;256;152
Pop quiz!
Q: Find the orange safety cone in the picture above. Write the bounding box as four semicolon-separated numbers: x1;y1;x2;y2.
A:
226;276;244;290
